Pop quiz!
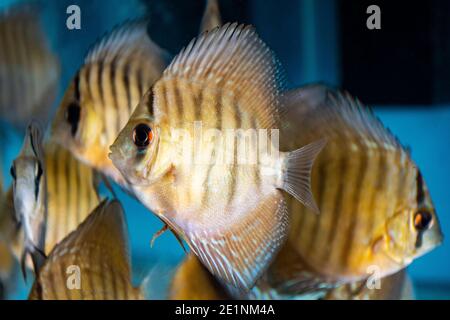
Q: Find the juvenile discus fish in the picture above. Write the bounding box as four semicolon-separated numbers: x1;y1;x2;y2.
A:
110;23;325;290
51;20;170;186
267;85;443;292
11;121;47;276
0;5;60;130
29;200;143;300
3;141;101;271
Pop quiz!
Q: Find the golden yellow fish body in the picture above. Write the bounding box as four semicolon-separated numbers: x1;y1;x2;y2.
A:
110;23;326;291
29;200;143;300
43;142;100;253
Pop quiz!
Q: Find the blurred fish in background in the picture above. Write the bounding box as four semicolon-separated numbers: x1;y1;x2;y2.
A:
51;19;170;186
263;84;443;294
0;4;59;132
10;122;47;277
29;199;143;300
2;140;102;276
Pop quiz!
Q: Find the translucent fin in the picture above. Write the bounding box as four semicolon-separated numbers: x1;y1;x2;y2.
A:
29;200;143;299
160;22;286;128
281;139;327;213
281;84;406;152
85;19;170;67
199;0;222;33
185;192;289;291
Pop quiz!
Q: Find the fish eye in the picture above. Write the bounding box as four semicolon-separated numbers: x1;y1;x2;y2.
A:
414;210;433;231
10;165;16;180
132;124;153;149
65;102;81;136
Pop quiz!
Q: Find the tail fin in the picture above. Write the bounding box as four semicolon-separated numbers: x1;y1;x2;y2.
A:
281;139;326;213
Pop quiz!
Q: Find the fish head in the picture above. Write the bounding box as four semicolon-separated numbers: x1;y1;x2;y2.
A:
384;168;443;267
109;91;161;186
11;122;45;241
51;73;105;168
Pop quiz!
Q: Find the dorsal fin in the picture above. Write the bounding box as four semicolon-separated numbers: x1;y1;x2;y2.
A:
160;23;286;128
85;19;170;67
19;121;44;162
49;199;130;272
199;0;222;33
29;200;142;299
282;84;406;152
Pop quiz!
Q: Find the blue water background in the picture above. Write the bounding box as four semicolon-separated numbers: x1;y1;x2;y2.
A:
0;0;448;299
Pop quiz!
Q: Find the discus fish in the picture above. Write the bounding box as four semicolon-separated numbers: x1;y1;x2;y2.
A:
51;19;169;186
0;5;59;130
4;142;100;272
267;84;443;292
10;121;47;276
169;254;229;300
29;199;143;300
110;23;325;290
199;0;222;33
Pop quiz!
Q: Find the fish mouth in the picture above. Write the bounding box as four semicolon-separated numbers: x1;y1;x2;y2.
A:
109;145;126;174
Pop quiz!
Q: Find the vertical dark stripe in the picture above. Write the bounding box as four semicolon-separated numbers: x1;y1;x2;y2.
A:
83;66;92;103
74;71;81;101
63;150;71;238
229;98;242;203
137;66;144;100
52;148;60;247
123;62;132;113
146;88;154;116
97;60;105;106
341;144;368;266
416;169;425;204
322;152;345;264
365;151;385;242
201;89;223;206
305;157;326;254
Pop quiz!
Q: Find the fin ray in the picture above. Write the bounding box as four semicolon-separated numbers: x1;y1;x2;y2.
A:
281;139;327;213
185;192;289;291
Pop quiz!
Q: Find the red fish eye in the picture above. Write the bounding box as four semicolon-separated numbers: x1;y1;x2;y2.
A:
133;124;153;148
414;210;433;231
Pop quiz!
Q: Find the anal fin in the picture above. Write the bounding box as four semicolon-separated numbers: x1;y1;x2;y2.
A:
186;191;289;291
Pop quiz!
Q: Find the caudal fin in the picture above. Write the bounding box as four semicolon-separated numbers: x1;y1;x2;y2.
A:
281;139;326;213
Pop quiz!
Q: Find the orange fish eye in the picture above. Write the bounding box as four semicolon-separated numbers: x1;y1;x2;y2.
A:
132;124;153;148
414;210;433;231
